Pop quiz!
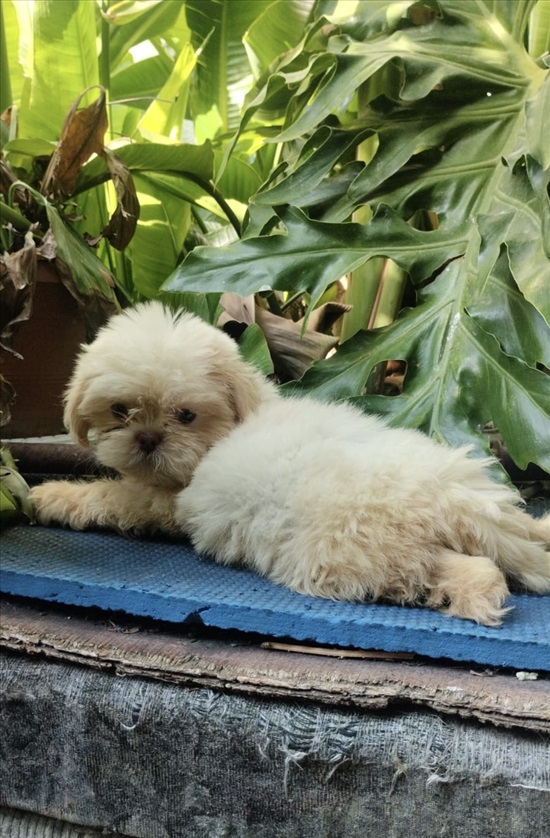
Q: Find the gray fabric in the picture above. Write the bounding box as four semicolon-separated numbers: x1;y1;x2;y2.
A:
0;807;110;837
1;653;549;838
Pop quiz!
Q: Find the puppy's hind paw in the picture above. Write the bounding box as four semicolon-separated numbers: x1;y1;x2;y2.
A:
439;588;512;627
426;551;511;626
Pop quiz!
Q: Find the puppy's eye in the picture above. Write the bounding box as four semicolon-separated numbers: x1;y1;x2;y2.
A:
175;408;196;425
111;403;129;419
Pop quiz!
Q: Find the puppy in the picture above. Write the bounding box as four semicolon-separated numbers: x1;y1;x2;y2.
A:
31;302;550;625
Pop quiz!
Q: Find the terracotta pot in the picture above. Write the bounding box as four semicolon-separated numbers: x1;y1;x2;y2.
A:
1;262;86;438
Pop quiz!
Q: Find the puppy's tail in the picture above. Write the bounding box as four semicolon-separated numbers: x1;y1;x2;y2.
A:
429;451;550;592
442;491;550;593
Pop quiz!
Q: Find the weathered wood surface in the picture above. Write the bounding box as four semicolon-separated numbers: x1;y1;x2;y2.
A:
1;598;548;732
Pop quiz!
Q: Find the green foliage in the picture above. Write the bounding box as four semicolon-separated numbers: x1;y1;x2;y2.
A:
166;0;550;471
0;0;266;315
0;445;32;526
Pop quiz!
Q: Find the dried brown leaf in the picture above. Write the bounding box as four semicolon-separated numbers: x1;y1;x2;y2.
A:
0;235;37;355
256;305;340;381
301;301;351;334
218;293;349;380
96;149;140;250
218;292;256;327
0;375;16;427
41;87;108;200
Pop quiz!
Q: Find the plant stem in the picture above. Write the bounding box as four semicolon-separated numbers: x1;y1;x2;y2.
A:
367;258;406;330
280;290;304;313
0;201;32;232
186;173;242;237
99;3;111;93
100;1;113;138
0;3;12;113
191;206;209;235
8;180;47;207
262;291;284;317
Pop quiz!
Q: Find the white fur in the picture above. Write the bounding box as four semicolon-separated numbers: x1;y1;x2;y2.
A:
31;302;550;625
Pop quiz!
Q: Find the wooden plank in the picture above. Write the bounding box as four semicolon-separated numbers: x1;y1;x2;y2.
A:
1;598;548;732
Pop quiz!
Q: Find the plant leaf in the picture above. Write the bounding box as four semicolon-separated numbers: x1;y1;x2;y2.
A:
253;124;374;207
243;0;317;78
43;206;119;330
123;173;192;298
196;0;550;470
255;306;338;382
469;246;550;368
106;0;185;68
286;259;550;470
1;0;24;110
102;0;167;26
164;205;468;309
236;323;274;376
77;140;215;188
136;42;196;141
185;0;272;135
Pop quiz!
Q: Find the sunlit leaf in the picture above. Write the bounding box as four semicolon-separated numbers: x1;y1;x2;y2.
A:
1;0;24;109
244;0;316;78
18;0;100;141
109;56;171;110
185;0;272;134
5;139;57;158
106;0;185;68
137;43;196;141
102;0;166;26
123;173;192;298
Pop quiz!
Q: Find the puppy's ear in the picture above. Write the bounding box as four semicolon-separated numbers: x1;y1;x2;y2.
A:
212;359;266;423
229;366;265;422
63;377;92;447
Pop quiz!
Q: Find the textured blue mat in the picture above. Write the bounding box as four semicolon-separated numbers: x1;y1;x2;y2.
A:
1;524;549;671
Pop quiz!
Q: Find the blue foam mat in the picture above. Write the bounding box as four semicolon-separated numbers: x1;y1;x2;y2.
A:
1;525;549;671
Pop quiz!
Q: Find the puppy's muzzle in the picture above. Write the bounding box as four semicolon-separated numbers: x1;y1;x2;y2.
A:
134;429;164;454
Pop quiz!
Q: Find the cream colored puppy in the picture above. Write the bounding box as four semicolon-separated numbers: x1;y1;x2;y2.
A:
31;302;550;625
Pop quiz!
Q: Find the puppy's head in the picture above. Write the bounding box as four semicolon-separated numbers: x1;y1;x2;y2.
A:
64;302;272;489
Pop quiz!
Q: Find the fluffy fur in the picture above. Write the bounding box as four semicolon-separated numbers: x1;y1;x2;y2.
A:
31;302;550;625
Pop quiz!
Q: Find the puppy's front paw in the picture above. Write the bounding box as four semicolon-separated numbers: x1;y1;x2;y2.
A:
31;480;93;529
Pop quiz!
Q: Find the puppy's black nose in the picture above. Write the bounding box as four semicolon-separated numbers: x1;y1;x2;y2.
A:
135;429;163;454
